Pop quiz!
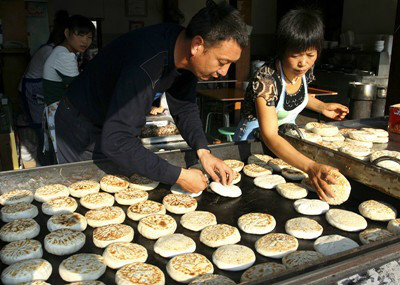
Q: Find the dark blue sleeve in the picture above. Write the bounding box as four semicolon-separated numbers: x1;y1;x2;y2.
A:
166;72;209;151
101;67;181;185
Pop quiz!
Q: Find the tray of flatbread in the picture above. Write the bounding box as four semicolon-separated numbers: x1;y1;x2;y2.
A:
141;116;184;145
1;141;400;285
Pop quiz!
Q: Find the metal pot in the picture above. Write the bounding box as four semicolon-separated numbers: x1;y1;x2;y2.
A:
348;82;377;100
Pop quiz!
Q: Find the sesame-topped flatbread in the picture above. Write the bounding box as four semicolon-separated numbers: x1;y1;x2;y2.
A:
137;214;177;240
223;159;245;172
309;123;339;137
321;134;345;142
276;183;308;200
69;180;100;198
285;217;323;239
359;228;394;245
323;170;351;206
115;188;148;205
80;192;115;209
190;274;236;285
362;128;389;137
180;211;217;232
93;224;134;248
1;202;38;222
162;193;198;214
243;163;273;177
387;218;400;234
127;200;166;221
85;206;125;228
103;242;148;269
1;258;52;285
237;213;276;235
370;150;400;168
0;239;43;265
348;130;376;142
59;253;106;282
129;173;159;191
359;200;397;221
100;175;129;193
339;128;358;137
344;137;373;148
0;190;34;205
116;262;165;285
154;233;196;258
0;218;40;242
47;212;87;232
200;224;241;248
268;158;291;172
42;196;78;215
34;184;69;202
247;154;273;164
282;250;324;269
281;168;308;181
255;233;299;258
339;144;371;157
212;244;256;271
326;209;367;232
240;263;286;283
167;253;214;283
44;228;85;255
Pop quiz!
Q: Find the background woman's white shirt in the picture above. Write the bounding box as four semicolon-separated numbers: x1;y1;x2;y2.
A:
43;46;79;82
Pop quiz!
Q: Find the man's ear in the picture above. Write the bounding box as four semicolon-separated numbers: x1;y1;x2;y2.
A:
64;28;70;39
190;35;205;57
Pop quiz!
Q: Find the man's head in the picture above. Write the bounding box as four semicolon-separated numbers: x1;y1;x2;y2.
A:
185;1;248;80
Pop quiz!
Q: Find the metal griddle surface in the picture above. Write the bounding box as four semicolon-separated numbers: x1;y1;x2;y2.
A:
1;168;400;284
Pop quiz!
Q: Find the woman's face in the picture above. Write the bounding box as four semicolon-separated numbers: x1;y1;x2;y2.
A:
64;29;93;53
282;48;318;77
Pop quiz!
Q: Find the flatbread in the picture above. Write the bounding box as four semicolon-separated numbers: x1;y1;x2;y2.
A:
387;218;400;234
282;250;324;269
34;184;69;203
359;228;394;245
209;182;242;198
127;200;166;221
247;154;273;164
243;163;273;177
344;138;373;148
190;274;236;285
42;196;78;215
93;224;134;248
47;212;87;232
1;202;38;222
85;206;125;228
115;262;165;285
309;123;339;136
237;213;276;235
255;233;299;258
162;193;198;214
0;218;40;242
103;242;148;269
302;132;323;143
171;183;202;197
1;259;52;285
318;141;345;151
99;175;129;193
129;173;159;191
212;244;256;271
370;150;400;168
67;282;105;285
15;281;52;285
200;224;241;248
362;128;389;137
348;130;376;142
0;239;43;265
137;214;177;240
240;262;286;283
326;209;367;232
372;136;389;143
231;171;241;184
339;128;358;137
276;183;308;200
281;168;308;181
69;180;100;198
180;211;217;232
254;174;286;189
301;177;316;192
154;234;196;258
44;228;85;255
314;234;359;255
285;217;323;239
80;192;114;209
321;134;345;142
0;190;34;205
115;188;148;205
268;158;291;172
223;159;245;172
323;170;351;206
339;144;371;157
359;200;397;221
166;253;214;283
294;199;330;215
59;253;106;282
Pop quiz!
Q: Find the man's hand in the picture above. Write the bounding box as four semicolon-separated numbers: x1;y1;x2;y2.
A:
177;168;208;193
197;149;233;185
306;162;337;202
322;103;349;121
149;106;165;115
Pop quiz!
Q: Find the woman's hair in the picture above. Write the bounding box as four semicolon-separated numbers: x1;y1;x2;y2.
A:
276;8;324;60
47;10;69;45
185;0;248;49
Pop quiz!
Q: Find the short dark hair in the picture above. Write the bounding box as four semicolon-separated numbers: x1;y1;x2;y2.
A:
276;8;324;60
185;0;248;49
67;15;96;36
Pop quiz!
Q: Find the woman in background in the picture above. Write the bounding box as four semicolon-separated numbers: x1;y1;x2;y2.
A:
43;15;95;161
234;8;349;201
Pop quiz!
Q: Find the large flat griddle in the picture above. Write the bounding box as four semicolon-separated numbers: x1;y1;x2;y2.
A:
1;142;400;284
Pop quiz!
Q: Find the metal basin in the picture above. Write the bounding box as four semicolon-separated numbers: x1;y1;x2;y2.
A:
348;82;377;100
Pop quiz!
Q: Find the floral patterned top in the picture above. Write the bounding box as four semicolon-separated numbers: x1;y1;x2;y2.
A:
241;59;315;120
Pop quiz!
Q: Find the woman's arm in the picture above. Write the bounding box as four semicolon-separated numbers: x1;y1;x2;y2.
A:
307;95;349;120
255;97;336;201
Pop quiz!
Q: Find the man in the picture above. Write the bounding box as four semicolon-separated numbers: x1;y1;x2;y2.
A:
55;1;248;193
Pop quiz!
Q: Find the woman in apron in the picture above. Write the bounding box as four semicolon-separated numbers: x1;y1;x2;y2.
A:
234;8;348;201
42;15;95;162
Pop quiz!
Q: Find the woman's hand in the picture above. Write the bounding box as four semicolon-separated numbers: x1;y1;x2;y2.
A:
149;106;165;115
322;103;349;120
306;162;337;201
